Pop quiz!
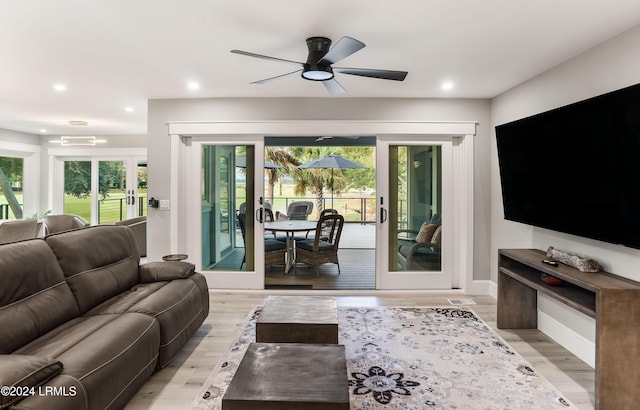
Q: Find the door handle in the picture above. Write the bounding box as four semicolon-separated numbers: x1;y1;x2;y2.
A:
379;196;387;223
380;207;387;223
256;208;264;223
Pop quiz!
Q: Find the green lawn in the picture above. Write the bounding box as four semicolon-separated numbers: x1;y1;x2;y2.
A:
1;190;147;223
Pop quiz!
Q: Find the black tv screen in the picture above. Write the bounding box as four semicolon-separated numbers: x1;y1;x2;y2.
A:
496;83;640;249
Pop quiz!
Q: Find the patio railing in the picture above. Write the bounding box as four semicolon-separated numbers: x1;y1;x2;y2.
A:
97;196;147;224
267;196;407;226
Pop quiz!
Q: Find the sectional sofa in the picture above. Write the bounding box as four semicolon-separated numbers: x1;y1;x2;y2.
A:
0;225;209;409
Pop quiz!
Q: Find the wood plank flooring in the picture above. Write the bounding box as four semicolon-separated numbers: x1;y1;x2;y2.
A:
124;291;595;410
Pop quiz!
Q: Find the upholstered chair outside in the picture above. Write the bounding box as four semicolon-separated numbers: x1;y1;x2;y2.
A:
43;214;90;235
276;201;314;221
295;214;344;277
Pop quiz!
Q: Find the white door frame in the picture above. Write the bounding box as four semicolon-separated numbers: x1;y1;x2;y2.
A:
168;120;475;291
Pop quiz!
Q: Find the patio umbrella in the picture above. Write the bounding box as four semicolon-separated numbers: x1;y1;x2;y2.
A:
297;154;366;208
235;156;282;169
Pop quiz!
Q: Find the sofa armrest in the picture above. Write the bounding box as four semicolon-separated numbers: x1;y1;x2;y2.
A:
139;261;195;283
0;355;63;409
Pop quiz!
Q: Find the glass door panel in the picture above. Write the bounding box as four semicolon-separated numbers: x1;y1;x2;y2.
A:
137;161;147;217
201;145;254;271
389;145;442;272
377;137;453;289
97;160;127;223
63;160;92;222
0;156;24;219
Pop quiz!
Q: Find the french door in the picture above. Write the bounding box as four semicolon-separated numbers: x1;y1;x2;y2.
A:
376;136;455;289
54;155;147;224
188;137;266;289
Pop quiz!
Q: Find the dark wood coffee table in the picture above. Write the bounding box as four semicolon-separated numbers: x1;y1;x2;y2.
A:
222;342;349;410
256;296;338;344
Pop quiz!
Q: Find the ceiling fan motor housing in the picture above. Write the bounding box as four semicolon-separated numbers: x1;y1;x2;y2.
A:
302;37;334;81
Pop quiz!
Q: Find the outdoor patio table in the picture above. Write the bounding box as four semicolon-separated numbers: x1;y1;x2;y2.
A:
264;220;317;274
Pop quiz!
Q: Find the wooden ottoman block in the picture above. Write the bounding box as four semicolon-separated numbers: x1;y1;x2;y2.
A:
256;296;338;344
222;343;349;410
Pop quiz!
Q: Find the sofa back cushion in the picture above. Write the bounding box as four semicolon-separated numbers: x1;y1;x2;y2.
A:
45;225;140;314
0;239;79;353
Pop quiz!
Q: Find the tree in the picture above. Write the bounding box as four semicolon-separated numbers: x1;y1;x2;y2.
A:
64;161;125;199
0;157;23;185
264;147;300;207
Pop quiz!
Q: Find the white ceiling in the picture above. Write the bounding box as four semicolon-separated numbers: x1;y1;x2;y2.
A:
1;0;640;137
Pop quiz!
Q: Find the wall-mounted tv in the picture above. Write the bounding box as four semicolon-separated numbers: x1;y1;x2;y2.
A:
496;82;640;249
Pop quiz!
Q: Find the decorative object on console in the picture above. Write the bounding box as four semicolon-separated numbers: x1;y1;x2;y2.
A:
546;246;600;273
540;273;564;286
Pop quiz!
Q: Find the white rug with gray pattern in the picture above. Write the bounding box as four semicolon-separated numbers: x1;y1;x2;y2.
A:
191;306;575;409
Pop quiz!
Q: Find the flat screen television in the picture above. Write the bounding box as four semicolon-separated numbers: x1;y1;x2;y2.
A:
495;82;640;249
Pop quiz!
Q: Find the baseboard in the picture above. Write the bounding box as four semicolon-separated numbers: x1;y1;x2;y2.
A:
464;279;492;295
538;311;595;368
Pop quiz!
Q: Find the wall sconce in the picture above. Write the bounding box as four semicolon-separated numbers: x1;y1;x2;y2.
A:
413;160;421;169
48;136;107;146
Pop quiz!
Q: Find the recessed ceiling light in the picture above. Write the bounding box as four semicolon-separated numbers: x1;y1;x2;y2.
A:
187;81;200;90
53;83;67;92
40;129;47;133
125;106;134;113
441;81;454;91
69;120;89;126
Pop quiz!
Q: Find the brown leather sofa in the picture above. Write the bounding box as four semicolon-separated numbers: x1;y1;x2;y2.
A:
0;225;209;410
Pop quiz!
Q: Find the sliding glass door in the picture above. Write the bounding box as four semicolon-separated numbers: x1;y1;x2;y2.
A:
190;137;266;289
377;136;454;289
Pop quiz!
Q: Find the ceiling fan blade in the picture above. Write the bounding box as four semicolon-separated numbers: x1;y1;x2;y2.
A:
251;69;303;84
318;36;365;65
323;78;346;95
334;67;408;81
231;50;303;66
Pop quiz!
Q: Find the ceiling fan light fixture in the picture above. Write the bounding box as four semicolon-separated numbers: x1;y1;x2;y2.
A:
302;65;334;81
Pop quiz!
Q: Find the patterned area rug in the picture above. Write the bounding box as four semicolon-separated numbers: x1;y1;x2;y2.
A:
190;306;575;409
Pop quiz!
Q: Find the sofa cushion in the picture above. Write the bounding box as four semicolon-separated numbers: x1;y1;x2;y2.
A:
15;312;159;410
45;226;140;314
0;239;79;354
0;355;63;409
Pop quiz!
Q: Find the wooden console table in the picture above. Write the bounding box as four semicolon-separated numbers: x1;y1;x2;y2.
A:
497;248;640;409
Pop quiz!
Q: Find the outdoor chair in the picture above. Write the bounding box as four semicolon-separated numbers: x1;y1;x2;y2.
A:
397;224;442;271
305;208;338;241
0;219;39;244
295;214;344;277
276;201;313;221
43;214;90;235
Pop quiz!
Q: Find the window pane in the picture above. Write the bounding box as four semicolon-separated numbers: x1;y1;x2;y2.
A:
0;156;24;219
390;145;442;272
64;161;92;223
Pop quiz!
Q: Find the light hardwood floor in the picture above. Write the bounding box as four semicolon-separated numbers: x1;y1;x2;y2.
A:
124;291;595;409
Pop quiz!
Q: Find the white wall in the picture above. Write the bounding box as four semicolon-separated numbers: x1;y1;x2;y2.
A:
490;25;640;365
147;97;492;282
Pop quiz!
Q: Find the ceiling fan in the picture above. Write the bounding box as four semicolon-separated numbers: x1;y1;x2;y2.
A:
231;36;408;95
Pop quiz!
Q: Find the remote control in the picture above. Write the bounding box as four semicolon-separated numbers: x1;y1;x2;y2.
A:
542;259;559;266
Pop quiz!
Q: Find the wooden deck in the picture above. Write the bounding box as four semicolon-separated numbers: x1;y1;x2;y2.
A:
265;249;375;290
